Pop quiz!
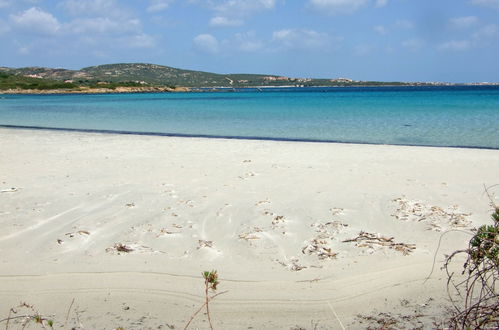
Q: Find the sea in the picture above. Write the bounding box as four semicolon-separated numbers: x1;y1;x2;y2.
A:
1;85;498;149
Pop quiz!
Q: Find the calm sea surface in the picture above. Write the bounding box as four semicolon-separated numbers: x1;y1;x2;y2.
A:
1;86;498;149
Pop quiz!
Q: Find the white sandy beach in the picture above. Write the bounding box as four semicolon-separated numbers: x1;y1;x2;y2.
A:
1;127;498;329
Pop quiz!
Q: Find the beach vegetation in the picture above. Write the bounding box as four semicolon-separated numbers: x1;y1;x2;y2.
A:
0;302;54;329
86;80;148;90
444;193;498;329
183;270;227;330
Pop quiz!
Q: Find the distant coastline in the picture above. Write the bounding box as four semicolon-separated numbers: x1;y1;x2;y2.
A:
2;62;498;95
2;83;499;95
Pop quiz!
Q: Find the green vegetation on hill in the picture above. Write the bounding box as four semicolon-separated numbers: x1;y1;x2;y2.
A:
85;81;150;90
1;62;416;91
0;71;77;90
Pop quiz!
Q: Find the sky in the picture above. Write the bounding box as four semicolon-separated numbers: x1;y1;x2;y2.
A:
0;0;498;82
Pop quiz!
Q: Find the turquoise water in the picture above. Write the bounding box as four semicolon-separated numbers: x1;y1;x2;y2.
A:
1;86;499;149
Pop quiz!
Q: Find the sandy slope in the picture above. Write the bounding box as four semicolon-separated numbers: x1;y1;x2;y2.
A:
0;128;498;329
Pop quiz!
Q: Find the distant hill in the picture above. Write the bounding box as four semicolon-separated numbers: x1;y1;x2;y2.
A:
0;63;412;88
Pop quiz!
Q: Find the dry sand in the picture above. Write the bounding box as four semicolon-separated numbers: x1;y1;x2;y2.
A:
0;128;498;329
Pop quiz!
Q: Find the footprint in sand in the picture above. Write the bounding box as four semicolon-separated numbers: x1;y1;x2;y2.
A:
238;171;257;180
253;199;288;232
255;198;270;206
162;186;178;199
216;203;231;217
177;199;195;208
277;257;307;272
57;229;91;243
197;239;213;249
238;226;264;242
156;223;184;237
105;242;157;255
330;207;344;216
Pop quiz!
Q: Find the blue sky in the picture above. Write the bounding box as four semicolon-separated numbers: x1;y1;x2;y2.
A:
0;0;498;82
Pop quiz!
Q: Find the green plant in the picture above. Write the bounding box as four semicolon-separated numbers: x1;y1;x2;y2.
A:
203;270;219;329
445;204;498;329
469;221;499;266
203;270;219;291
0;302;54;329
183;270;226;330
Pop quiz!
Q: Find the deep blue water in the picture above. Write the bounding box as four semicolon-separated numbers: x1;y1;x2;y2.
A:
1;86;498;149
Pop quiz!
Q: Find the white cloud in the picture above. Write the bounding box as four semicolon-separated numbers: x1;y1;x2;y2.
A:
0;0;10;8
121;33;156;48
272;28;330;50
210;16;243;27
472;24;498;39
60;0;122;17
234;31;264;51
18;45;30;55
91;50;108;58
354;43;374;55
212;0;278;15
10;7;60;35
220;0;277;11
147;0;174;13
470;0;499;9
375;0;388;7
238;40;264;52
402;38;424;51
66;17;141;35
449;16;478;29
438;40;471;51
395;19;414;29
308;0;369;15
0;19;10;34
258;0;277;8
57;0;156;51
436;24;497;51
193;33;219;53
202;0;279;26
2;2;159;61
373;25;387;34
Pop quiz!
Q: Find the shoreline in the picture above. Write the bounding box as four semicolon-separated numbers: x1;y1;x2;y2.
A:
2;124;498;151
2;84;499;95
1;127;498;328
0;86;191;94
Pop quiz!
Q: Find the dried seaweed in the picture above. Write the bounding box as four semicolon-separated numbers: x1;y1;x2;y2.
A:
343;231;416;255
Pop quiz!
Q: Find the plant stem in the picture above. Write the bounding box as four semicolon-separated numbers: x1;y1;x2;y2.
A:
183;291;227;330
205;279;214;330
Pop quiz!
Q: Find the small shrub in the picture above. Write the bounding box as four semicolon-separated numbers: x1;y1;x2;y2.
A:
445;206;498;329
